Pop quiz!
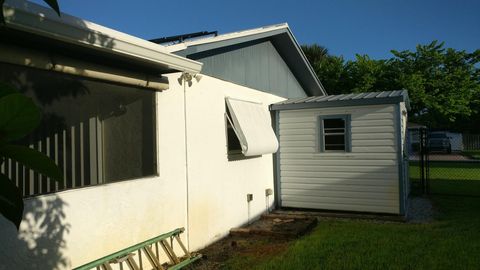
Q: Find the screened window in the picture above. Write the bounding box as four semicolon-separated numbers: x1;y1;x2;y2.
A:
319;115;351;152
0;62;157;197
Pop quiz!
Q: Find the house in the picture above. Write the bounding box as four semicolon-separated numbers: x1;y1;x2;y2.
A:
0;1;411;269
271;91;410;215
0;1;324;269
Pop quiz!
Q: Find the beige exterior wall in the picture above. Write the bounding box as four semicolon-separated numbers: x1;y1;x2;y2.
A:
278;104;401;214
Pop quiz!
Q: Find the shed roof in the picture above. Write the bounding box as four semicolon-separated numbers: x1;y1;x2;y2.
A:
270;90;410;111
161;23;326;96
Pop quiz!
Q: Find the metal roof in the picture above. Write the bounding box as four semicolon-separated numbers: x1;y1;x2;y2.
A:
270;90;410;111
163;23;327;96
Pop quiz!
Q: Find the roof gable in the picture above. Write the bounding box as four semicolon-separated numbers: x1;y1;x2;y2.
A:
162;24;326;97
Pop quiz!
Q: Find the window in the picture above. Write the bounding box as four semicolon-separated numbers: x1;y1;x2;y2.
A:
0;62;157;197
225;97;279;159
225;105;242;155
319;115;351;152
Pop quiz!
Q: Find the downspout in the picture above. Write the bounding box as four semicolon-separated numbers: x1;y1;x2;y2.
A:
182;74;190;250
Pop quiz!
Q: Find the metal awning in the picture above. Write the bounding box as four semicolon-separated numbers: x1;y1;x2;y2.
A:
226;97;279;156
3;0;202;75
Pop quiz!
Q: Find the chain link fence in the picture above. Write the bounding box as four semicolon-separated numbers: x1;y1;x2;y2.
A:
408;127;480;197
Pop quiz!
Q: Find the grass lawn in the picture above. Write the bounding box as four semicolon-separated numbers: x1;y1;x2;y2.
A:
463;150;480;160
223;163;480;270
409;161;480;196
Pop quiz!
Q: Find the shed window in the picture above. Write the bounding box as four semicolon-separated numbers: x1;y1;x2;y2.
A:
0;63;156;197
319;115;351;152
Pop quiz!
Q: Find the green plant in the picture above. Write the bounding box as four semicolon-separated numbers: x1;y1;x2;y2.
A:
0;82;63;229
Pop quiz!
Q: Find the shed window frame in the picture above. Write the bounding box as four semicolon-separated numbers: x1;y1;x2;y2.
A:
318;114;352;152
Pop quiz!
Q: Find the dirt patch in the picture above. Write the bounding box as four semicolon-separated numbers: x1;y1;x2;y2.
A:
192;214;317;269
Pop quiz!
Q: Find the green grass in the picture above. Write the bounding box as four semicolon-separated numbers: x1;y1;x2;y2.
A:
224;163;480;270
409;161;480;196
463;150;480;160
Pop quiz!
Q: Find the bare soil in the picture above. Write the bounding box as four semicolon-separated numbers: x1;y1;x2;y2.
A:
192;214;317;270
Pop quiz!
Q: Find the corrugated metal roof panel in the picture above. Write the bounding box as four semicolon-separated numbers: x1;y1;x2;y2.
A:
270;90;410;111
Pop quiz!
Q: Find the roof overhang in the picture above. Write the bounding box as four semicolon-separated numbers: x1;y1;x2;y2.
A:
2;0;202;75
271;90;410;111
165;24;326;96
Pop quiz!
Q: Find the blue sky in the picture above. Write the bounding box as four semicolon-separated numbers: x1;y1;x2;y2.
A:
32;0;480;60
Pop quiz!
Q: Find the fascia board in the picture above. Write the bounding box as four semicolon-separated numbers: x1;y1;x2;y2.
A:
283;28;327;96
166;23;289;52
270;96;406;111
3;0;202;74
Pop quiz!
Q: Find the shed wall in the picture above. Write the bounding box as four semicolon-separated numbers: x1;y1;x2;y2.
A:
278;104;401;214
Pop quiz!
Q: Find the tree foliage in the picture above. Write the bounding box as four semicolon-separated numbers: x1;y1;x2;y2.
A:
303;41;480;131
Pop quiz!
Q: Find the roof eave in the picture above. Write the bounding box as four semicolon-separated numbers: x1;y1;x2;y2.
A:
166;24;326;96
3;0;202;74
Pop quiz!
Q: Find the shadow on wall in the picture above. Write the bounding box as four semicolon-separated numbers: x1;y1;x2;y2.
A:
0;195;70;270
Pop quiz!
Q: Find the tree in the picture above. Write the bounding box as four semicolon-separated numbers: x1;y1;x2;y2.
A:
390;41;480;128
0;0;62;230
302;42;480;131
302;45;349;95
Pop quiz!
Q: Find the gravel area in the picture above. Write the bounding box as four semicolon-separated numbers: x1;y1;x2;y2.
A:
407;196;435;223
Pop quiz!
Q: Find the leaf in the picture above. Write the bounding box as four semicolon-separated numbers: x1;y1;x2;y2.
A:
0;82;19;98
42;0;61;16
0;94;41;142
0;144;63;182
0;174;24;230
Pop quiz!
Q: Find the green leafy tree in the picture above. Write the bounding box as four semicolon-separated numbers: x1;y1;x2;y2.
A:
0;0;62;229
302;45;349;95
390;41;480;127
302;42;480;131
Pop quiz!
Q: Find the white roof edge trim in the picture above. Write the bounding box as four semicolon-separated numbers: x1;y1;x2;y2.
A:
225;97;279;157
165;23;289;53
3;0;202;74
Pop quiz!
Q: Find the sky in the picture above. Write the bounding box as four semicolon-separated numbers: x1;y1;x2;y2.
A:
31;0;480;60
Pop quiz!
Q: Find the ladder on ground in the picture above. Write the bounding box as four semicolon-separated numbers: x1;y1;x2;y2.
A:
73;228;201;270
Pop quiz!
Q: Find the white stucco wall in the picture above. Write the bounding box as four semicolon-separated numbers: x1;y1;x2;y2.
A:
169;74;284;250
0;73;284;269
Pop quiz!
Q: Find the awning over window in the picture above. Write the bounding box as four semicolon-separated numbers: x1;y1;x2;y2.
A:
226;97;279;156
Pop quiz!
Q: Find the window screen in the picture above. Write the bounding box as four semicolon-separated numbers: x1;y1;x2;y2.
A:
0;62;156;197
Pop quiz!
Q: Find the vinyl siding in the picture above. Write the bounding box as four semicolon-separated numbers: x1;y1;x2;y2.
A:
278;104;400;214
194;41;307;98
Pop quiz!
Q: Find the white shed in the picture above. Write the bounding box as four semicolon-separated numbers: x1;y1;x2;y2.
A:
271;91;410;215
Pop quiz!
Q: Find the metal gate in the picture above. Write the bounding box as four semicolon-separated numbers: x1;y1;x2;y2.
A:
408;127;429;195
